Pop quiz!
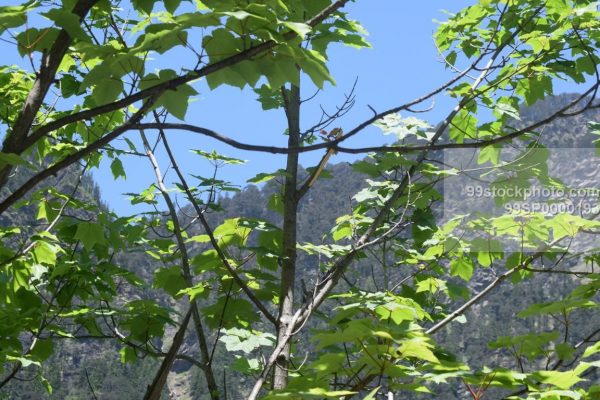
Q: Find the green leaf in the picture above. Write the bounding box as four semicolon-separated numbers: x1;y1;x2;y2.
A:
268;192;284;214
42;9;87;40
191;149;246;164
30;339;54;362
247;169;286;183
138;69;197;119
530;370;582;390
494;102;520;120
253;84;284;110
416;277;446;294
213;218;252;247
162;89;191;120
154;266;188;298
6;356;40;368
132;0;157;14
412;207;436;247
449;110;477;143
450;257;474;281
231;356;261;374
32;240;59;266
60;74;80;98
490;331;559;360
398;337;439;363
470;238;504;267
297;48;334;89
177;283;206;301
478;145;501;165
39;375;52;394
219;328;275;353
203;28;245;89
192;249;222;273
74;222;106;251
518;299;597;318
127;184;158;205
223;10;254;21
517;75;553;106
332;223;352;242
0;152;29;168
282;21;311;38
16;28;59;56
363;387;380;400
121;300;171;341
93;79;123;105
555;343;575;362
202;298;260;328
164;0;182;13
120;346;137;363
110;158;126;180
582;342;600;359
255;226;283;270
309;353;346;378
0;3;30;34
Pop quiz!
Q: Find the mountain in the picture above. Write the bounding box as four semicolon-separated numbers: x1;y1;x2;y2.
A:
1;93;600;399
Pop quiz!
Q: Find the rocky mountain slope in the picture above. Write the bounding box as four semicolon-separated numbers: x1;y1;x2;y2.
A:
2;93;599;399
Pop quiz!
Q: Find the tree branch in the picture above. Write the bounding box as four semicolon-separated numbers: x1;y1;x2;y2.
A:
11;0;353;159
126;66;593;158
425;246;556;336
296;146;336;198
140;130;221;399
0;99;156;215
247;30;517;398
156;123;278;326
144;308;193;400
0;0;100;190
274;83;301;389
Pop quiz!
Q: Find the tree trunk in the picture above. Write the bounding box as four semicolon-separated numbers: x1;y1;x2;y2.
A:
144;308;192;400
273;83;301;389
140;132;220;400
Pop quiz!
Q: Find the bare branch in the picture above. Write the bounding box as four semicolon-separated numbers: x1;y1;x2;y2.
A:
130;80;599;158
157;126;278;326
144;308;193;400
139;131;220;399
425;244;560;336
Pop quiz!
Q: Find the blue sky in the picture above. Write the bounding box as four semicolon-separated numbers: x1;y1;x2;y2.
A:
2;1;588;215
94;0;476;215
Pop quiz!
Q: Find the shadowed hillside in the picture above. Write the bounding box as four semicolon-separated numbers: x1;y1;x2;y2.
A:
2;93;600;399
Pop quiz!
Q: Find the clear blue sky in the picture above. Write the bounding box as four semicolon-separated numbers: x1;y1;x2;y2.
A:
1;1;587;215
95;0;476;215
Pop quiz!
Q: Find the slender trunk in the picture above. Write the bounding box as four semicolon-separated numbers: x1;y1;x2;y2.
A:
144;308;192;400
140;132;220;400
273;84;301;389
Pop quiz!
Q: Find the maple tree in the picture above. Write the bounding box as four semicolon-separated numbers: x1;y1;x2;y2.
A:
1;0;600;399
